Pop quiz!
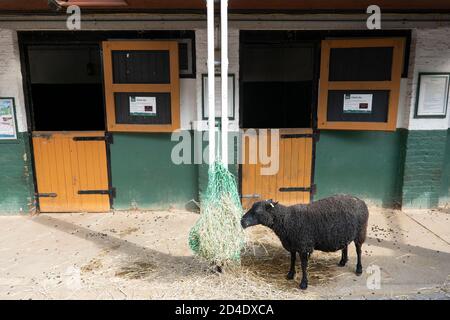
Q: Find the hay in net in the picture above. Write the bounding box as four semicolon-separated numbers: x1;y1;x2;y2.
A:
189;161;246;266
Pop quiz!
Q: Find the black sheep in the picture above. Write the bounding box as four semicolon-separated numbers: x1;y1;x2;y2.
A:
241;195;369;290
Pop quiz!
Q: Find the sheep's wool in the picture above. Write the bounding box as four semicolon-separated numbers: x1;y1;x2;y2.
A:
189;161;246;265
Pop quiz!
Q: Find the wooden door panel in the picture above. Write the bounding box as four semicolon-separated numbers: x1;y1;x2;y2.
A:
32;131;110;213
242;129;313;209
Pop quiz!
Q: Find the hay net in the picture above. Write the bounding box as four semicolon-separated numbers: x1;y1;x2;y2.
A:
189;160;246;266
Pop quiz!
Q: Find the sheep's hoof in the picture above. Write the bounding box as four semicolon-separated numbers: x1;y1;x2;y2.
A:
338;259;348;267
286;271;295;280
299;281;308;290
355;266;363;275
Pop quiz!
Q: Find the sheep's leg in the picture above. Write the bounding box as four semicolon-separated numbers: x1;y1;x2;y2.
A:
286;251;296;280
338;246;348;266
355;242;363;275
299;252;309;290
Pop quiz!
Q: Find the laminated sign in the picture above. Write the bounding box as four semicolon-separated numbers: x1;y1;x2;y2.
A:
129;96;157;117
343;94;373;114
0;98;17;140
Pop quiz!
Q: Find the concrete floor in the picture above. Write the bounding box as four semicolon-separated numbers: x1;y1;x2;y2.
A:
0;207;449;300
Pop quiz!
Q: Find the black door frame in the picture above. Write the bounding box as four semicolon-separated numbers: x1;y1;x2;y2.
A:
18;30;197;212
238;29;411;203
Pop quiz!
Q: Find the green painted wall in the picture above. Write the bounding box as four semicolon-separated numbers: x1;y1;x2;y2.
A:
110;132;198;210
314;130;407;208
0;133;35;214
402;130;448;209
1;129;447;214
439;129;450;207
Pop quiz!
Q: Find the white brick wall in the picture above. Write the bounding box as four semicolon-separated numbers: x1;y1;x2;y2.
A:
0;29;27;132
405;28;450;130
2;13;450;131
0;27;197;131
194;28;240;132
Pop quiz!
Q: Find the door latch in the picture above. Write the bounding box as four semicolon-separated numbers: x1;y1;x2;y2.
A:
36;193;57;198
240;194;261;199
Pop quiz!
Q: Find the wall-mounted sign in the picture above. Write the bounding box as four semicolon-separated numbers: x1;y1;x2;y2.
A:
343;94;373;114
129;96;157;117
415;73;449;118
0;98;17;140
202;74;235;120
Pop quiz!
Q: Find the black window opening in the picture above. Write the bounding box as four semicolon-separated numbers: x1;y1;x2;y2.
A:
27;44;105;131
20;30;196;79
241;39;315;129
328;47;394;82
112;50;171;84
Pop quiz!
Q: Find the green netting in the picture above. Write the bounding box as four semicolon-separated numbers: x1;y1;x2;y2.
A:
189;160;246;266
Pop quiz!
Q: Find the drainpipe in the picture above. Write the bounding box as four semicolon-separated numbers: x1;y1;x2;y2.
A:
207;0;215;165
221;0;229;166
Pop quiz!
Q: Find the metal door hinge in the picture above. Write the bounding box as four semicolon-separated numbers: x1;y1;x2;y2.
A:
241;194;261;199
78;187;116;198
311;184;317;195
73;133;113;144
32;133;53;139
313;130;320;142
279;184;316;195
280;131;320;141
36;193;57;198
281;133;314;139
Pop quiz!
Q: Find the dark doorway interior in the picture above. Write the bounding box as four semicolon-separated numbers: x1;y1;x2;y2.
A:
240;32;316;129
27;44;105;131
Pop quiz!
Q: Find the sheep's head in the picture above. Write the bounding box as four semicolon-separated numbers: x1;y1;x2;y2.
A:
241;199;279;229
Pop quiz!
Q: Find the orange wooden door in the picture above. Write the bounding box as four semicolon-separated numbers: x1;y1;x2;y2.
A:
32;131;110;213
241;128;313;209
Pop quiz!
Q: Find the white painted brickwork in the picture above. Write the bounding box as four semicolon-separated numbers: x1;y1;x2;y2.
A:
404;27;450;130
2;14;450;131
0;29;27;132
194;28;240;132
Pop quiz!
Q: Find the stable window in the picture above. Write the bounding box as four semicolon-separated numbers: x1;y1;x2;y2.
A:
102;41;180;132
241;42;315;129
318;38;405;131
27;45;105;131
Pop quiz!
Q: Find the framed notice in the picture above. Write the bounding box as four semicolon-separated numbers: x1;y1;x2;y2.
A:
129;96;157;117
202;74;235;120
0;97;17;140
343;94;373;114
414;73;450;118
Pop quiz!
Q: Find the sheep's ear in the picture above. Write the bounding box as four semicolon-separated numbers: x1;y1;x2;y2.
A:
265;199;276;208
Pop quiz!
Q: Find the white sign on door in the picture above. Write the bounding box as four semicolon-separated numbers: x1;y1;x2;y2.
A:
129;96;157;117
343;94;373;114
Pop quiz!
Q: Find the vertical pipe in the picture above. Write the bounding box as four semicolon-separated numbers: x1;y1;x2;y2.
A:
207;0;215;165
221;0;229;166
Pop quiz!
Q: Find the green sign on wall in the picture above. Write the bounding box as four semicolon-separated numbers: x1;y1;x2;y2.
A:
0;98;17;140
